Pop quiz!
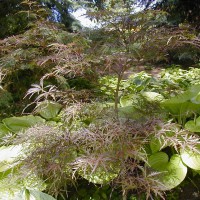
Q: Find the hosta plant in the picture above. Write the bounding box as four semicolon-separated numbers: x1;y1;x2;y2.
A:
185;116;200;132
148;152;187;190
162;84;200;124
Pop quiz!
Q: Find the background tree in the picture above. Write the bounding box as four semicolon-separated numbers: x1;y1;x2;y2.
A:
0;0;28;38
0;0;115;39
139;0;200;29
0;0;94;118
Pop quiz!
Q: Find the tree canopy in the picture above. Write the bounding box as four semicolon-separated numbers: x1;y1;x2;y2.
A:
141;0;200;28
2;0;199;39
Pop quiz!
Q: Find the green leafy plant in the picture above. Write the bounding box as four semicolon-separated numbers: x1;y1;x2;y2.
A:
148;152;187;190
14;188;56;200
162;84;200;124
35;101;62;120
1;115;45;133
180;145;200;171
185;116;200;132
2;1;200;199
0;145;22;172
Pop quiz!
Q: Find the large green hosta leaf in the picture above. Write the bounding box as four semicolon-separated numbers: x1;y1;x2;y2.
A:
185;117;200;132
162;85;200;121
2;115;45;133
36;101;62;120
148;152;169;170
150;138;164;154
148;152;187;190
150;131;177;154
181;146;200;170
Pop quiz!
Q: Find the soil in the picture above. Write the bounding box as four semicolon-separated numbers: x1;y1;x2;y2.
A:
179;179;200;200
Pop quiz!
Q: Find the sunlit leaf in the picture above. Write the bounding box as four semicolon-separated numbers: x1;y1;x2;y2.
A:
181;146;200;170
148;152;168;170
161;84;200;122
150;138;163;153
14;189;56;200
142;92;164;102
148;153;187;190
185;117;200;132
0;145;22;172
120;95;134;107
78;164;120;185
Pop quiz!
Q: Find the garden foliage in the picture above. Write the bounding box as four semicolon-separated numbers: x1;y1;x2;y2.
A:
1;0;200;200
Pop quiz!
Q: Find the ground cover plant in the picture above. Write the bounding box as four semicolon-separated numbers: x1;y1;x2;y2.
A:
1;67;200;200
1;0;200;200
